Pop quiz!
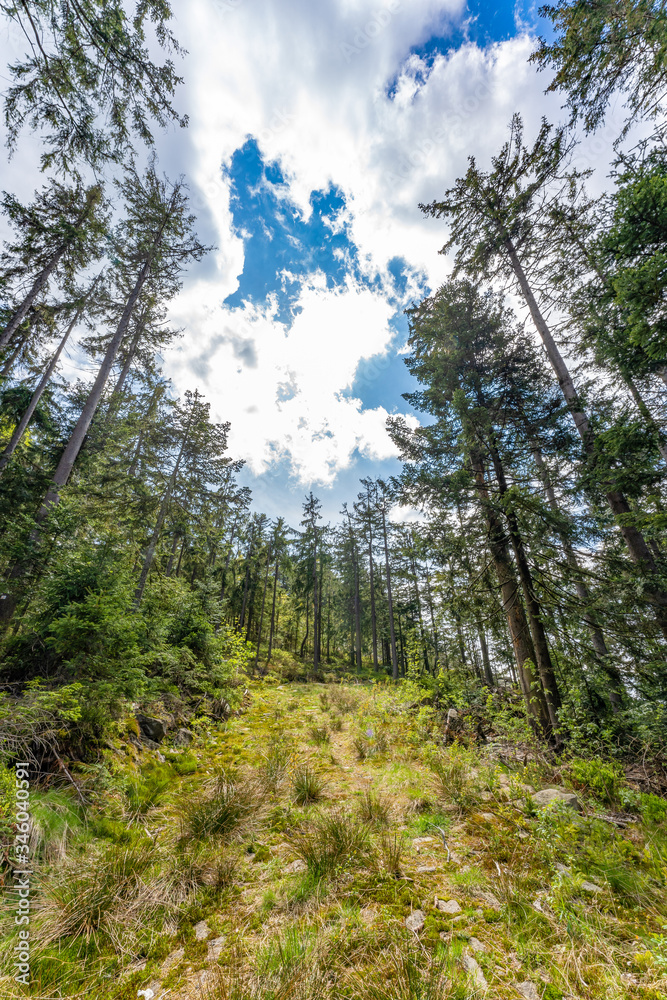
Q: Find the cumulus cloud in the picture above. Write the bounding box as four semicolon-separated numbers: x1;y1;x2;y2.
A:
169;270;419;484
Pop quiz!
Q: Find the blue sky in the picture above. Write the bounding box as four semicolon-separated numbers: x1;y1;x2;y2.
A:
152;0;564;524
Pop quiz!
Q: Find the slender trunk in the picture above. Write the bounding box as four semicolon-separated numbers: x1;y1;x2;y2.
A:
527;427;625;710
266;552;280;664
255;547;271;669
175;535;186;577
506;238;667;640
381;507;398;679
478;626;494;686
312;534;319;671
0;304;82;477
0;246;67;352
106;321;144;420
300;600;309;659
489;442;561;730
623;369;667;466
326;591;331;663
472;451;551;732
134;406;193;607
396;609;406;677
239;526;255;629
424;563;440;672
165;532;180;576
220;518;239;603
368;519;379;670
0;335;25;378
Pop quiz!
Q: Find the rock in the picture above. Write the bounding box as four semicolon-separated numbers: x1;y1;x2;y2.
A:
193;919;210;941
173;728;194;746
554;863;571;874
435;898;462;915
359;906;376;925
412;836;435;847
208;936;225;961
405;910;425;932
416;864;438;873
515;983;540;1000
155;751;165;763
478;891;502;910
137;991;155;1000
136;714;166;743
160;948;184;974
475;812;499;825
469;937;486;953
446;708;459;723
462;954;488;990
451;914;467;924
532;788;581;811
580;880;602;894
284;859;307;874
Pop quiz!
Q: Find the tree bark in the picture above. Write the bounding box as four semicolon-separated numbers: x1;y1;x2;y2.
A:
266;552;280;664
0;303;82;478
505;237;667;641
0;245;67;352
472;451;551;733
381;506;399;679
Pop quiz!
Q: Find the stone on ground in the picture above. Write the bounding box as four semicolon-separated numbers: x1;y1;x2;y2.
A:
405;909;425;932
532;788;580;810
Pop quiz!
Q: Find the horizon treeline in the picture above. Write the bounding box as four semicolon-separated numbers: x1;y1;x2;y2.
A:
0;0;666;750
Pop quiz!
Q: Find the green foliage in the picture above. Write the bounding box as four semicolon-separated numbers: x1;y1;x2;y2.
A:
428;743;480;811
564;756;625;805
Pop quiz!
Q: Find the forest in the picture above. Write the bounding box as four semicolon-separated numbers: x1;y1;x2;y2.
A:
1;2;667;999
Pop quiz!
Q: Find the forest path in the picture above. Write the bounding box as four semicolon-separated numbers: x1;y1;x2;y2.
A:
121;678;666;999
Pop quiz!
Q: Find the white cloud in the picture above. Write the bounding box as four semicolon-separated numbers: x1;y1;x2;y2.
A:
169;271;419;484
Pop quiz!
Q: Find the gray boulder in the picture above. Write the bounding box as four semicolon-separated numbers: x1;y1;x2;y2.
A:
136;714;166;743
532;788;580;811
173;727;194;747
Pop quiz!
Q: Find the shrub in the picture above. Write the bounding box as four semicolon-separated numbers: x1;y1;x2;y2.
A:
291;766;325;806
565;756;625;806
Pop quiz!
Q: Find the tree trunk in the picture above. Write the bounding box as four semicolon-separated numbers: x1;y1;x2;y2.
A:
0;304;82;478
165;532;180;576
478;626;494;686
489;442;561;730
266;552;280;664
472;452;551;733
0;246;67;351
381;507;398;679
312;534;320;671
506;237;667;640
527;425;625;710
424;562;440;672
255;547;271;670
239;526;255;629
368;521;379;671
133;404;194;606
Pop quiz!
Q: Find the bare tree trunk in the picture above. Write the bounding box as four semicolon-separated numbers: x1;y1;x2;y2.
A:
266;552;280;664
0;304;82;477
165;532;180;576
255;547;271;670
506;238;667;640
381;506;398;679
239;525;255;629
472;452;550;733
312;533;320;671
424;562;440;672
368;521;379;671
0;246;67;351
489;443;561;730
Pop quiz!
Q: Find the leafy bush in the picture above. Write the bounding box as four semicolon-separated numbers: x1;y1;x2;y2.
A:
565;756;625;806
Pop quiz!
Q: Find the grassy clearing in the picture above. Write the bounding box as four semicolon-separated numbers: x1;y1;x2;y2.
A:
1;674;666;999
